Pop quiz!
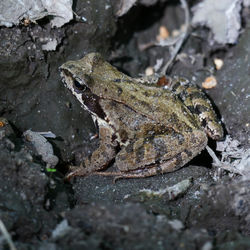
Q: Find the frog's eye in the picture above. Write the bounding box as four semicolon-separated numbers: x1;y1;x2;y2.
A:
73;79;85;91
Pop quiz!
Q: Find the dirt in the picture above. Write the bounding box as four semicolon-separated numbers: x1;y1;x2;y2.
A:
0;1;249;249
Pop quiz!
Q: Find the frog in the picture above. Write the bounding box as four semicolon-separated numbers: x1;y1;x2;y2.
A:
59;52;224;180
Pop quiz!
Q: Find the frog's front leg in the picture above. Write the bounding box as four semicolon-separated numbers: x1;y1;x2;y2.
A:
66;125;118;179
96;128;207;179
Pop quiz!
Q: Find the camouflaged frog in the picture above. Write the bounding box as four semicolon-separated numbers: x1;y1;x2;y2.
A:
60;53;223;180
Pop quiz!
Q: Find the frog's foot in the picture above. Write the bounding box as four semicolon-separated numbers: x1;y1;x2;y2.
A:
66;169;147;182
65;164;91;180
90;171;125;183
94;159;177;182
93;170;148;180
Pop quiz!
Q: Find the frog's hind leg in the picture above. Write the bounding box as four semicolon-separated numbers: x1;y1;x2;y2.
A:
92;158;177;180
94;146;198;181
170;78;223;140
95;128;208;180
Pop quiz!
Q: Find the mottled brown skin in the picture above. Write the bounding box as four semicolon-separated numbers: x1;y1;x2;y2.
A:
60;53;223;180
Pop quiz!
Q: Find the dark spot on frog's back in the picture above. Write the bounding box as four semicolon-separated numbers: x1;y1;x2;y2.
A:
171;81;181;91
138;100;151;110
189;91;204;100
201;118;208;128
136;145;145;163
195;104;209;113
176;133;185;145
169;113;178;123
181;105;189;115
155;164;163;174
190;132;201;145
119;129;128;143
187;105;196;113
112;134;117;142
117;87;123;96
113;79;121;83
184;149;192;157
175;152;183;166
126;141;134;153
152;137;167;158
124;79;133;83
179;91;188;100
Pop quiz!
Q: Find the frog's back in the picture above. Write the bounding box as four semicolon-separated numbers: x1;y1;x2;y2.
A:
116;82;200;133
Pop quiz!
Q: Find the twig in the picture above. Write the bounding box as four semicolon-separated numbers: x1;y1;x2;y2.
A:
0;219;17;250
160;0;190;75
206;146;221;166
206;146;242;175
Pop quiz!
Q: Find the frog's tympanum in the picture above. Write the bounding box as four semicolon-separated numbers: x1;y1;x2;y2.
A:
60;53;223;180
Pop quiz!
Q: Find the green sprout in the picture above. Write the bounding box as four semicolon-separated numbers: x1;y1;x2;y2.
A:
46;168;57;172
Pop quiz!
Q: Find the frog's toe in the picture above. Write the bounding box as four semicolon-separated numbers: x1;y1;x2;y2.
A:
65;165;89;180
68;165;81;172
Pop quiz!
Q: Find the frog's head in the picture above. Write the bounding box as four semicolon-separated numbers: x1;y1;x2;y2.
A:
59;53;109;118
60;52;128;97
60;52;131;119
59;53;103;94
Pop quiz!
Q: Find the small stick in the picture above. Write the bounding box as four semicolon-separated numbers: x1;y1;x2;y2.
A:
0;219;17;250
160;0;190;75
206;146;242;175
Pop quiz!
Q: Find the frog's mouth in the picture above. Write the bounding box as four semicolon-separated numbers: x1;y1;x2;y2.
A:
60;69;106;120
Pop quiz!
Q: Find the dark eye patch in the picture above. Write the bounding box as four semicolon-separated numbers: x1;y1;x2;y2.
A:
81;88;106;119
